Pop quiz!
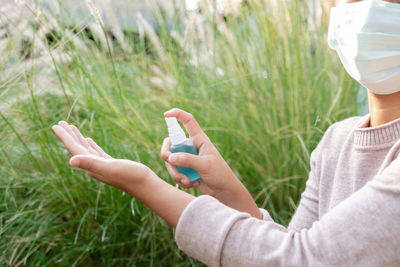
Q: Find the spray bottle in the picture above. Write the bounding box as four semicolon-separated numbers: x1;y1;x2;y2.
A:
165;117;201;182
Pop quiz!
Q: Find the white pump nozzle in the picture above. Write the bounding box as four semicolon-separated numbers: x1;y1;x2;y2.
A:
165;117;187;145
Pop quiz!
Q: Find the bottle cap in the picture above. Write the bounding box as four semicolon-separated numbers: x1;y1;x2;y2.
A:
165;117;187;145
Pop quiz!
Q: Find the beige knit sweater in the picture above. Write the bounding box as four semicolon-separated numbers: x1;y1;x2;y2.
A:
174;115;400;266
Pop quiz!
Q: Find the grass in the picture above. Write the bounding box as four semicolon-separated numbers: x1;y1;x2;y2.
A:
0;0;359;266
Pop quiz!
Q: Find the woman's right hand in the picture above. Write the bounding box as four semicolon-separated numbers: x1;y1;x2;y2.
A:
52;121;153;194
161;108;262;218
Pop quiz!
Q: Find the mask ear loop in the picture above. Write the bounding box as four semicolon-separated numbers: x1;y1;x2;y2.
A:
377;138;400;175
327;7;340;50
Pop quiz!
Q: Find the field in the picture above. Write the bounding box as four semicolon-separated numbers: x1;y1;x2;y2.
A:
0;0;359;266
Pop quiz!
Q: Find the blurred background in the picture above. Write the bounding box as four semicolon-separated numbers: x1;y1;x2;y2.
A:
0;0;362;266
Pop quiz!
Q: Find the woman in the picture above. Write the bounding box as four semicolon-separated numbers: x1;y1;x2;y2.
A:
52;0;400;265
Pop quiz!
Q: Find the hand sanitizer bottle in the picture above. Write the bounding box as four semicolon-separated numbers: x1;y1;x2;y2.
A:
165;117;201;182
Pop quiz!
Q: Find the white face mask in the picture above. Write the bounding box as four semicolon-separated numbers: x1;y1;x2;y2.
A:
328;0;400;95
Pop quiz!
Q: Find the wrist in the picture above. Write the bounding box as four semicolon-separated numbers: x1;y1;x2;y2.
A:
123;167;157;197
214;179;262;219
214;178;245;202
127;172;195;227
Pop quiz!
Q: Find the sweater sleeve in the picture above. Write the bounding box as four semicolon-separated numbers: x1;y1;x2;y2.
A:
287;145;321;231
174;159;400;267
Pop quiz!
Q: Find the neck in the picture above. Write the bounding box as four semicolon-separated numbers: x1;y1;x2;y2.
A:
368;90;400;127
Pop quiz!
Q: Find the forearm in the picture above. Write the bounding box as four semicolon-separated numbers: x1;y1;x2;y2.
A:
124;172;195;228
176;175;400;267
214;178;262;219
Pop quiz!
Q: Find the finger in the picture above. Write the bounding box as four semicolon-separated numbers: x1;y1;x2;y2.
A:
161;137;171;161
175;181;191;188
165;162;191;186
168;152;207;172
52;125;88;155
86;137;112;159
69;154;114;177
191;180;214;196
69;124;101;156
164;108;204;137
190;134;208;152
192;180;203;191
58;121;79;143
69;125;97;154
86;170;103;181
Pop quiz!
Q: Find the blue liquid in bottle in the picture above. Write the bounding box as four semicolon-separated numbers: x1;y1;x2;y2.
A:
165;117;201;182
170;140;201;182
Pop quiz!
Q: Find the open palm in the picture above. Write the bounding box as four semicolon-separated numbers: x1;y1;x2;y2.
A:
52;121;151;191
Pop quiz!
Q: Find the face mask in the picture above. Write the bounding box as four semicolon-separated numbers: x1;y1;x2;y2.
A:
328;0;400;95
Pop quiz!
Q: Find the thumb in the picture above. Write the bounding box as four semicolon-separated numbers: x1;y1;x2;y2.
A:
70;154;113;176
167;152;207;172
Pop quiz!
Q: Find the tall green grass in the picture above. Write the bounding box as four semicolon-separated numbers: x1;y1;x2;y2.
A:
0;0;358;265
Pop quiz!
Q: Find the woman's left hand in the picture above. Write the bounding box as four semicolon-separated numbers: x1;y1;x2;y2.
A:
52;121;152;192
